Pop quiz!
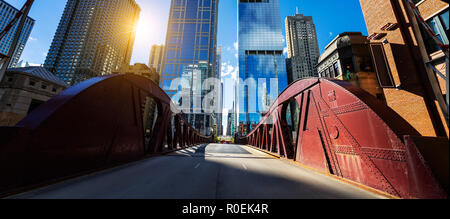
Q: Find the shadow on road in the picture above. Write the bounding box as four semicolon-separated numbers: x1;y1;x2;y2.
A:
8;144;381;199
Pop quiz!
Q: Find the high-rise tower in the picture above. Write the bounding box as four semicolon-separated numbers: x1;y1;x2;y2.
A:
238;0;288;135
285;13;320;81
149;45;165;74
43;0;140;86
160;0;219;135
0;0;35;69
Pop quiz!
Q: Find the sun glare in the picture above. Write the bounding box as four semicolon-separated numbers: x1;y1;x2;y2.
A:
136;16;152;36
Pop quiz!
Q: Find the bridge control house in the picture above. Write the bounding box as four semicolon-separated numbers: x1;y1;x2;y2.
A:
0;67;68;126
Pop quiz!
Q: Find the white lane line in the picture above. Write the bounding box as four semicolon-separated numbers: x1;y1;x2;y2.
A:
194;163;201;169
242;164;248;170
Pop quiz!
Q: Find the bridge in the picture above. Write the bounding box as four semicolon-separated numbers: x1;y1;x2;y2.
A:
0;74;447;199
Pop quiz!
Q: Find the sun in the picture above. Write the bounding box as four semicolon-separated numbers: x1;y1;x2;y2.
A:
135;16;152;36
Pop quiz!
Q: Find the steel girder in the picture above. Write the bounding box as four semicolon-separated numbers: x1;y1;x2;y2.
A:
0;74;212;195
243;78;448;199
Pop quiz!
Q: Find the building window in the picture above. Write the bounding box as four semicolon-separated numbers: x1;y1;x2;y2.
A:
421;9;449;54
369;43;395;88
41;84;48;90
29;80;36;86
333;62;341;77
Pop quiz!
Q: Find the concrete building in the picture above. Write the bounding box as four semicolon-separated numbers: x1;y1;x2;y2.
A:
285;13;320;82
43;0;141;86
149;45;165;74
359;0;448;137
0;0;35;69
317;32;384;99
0;67;67;126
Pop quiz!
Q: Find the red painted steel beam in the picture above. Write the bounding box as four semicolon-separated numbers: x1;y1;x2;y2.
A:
244;78;448;199
0;74;211;195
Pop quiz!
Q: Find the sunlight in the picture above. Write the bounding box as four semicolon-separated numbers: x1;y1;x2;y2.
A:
136;15;153;37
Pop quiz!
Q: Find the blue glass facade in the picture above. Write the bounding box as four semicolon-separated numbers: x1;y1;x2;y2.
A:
0;0;35;68
161;0;219;98
238;0;288;134
161;0;219;135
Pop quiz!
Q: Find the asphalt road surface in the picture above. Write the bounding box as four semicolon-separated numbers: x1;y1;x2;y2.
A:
8;144;384;199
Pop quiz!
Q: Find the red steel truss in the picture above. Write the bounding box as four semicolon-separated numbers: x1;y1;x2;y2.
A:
0;74;212;195
239;78;448;199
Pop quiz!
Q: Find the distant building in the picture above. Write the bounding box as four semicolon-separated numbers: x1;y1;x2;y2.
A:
149;45;165;74
178;62;214;136
15;60;41;68
317;32;384;99
359;0;448;137
227;102;236;136
215;46;223;136
43;0;141;86
0;67;67;126
116;63;160;85
218;82;223;136
0;0;35;69
285;13;320;82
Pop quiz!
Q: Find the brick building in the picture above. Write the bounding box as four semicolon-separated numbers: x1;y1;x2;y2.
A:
359;0;448;137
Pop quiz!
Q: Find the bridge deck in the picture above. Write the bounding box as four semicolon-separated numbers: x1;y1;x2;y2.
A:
8;144;383;199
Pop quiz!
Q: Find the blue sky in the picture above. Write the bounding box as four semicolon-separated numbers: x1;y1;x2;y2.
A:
6;0;368;134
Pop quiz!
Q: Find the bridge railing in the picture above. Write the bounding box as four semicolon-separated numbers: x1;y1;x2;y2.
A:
242;78;448;199
0;74;213;195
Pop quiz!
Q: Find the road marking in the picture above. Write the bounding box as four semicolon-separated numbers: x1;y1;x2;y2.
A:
194;163;201;169
242;164;248;170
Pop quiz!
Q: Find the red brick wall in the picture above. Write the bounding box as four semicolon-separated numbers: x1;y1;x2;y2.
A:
417;0;448;19
359;0;446;137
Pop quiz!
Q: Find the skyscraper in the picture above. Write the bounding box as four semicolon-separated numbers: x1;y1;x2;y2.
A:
149;44;165;74
238;0;288;135
0;0;35;69
161;0;219;135
285;13;320;82
227;101;236;136
43;0;140;86
215;46;223;136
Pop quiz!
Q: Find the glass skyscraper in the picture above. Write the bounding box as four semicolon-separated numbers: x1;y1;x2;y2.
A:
0;0;35;68
161;0;219;135
238;0;288;135
43;0;140;86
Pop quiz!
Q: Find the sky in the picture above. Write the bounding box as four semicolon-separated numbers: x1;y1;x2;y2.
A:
6;0;368;134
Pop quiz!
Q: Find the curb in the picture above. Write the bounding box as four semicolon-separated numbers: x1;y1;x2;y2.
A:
2;144;205;199
244;145;400;199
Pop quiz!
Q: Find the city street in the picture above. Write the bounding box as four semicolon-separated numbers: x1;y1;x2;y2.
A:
9;144;383;199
